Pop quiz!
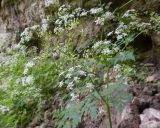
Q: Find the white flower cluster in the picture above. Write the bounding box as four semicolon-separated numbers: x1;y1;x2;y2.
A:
23;61;35;75
137;22;152;32
44;0;53;7
92;39;121;56
58;5;71;16
19;25;41;44
58;64;97;102
95;17;105;25
58;65;86;90
20;28;33;44
115;23;128;41
150;12;160;30
0;105;9;113
54;5;88;34
113;64;122;72
95;11;114;25
122;9;136;18
90;7;103;14
41;18;49;31
92;40;114;54
92;40;111;49
17;75;34;86
86;82;94;92
70;92;79;101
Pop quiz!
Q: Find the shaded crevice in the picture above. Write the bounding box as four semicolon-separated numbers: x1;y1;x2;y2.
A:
132;34;153;53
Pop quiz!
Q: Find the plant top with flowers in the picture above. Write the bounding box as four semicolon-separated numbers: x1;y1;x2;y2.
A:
0;1;160;128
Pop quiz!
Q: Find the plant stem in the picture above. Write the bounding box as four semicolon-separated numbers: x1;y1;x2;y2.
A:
113;0;134;14
105;66;112;128
106;97;112;128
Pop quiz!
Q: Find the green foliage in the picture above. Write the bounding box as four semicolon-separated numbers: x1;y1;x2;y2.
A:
102;78;132;112
53;95;98;128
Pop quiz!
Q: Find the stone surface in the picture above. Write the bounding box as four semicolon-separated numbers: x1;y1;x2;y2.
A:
151;32;160;65
140;121;160;128
140;108;160;122
0;32;16;52
118;85;160;128
0;0;45;32
130;0;160;12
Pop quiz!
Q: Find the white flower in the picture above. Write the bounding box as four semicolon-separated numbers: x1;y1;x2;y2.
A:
113;64;121;72
0;105;9;113
75;65;82;68
42;23;48;31
122;9;136;18
115;23;128;35
68;67;74;72
105;11;114;19
20;25;40;44
103;40;111;45
67;82;74;90
23;61;35;75
101;48;111;54
59;81;63;87
55;19;63;25
23;68;29;75
16;78;21;84
20;29;33;44
137;22;151;31
80;11;88;16
95;17;105;25
78;70;86;76
70;92;79;101
45;0;53;7
73;76;79;81
122;33;127;37
90;7;103;14
26;61;35;68
86;83;94;91
30;25;40;30
116;35;123;40
65;73;72;78
92;41;103;49
21;75;34;86
54;27;64;34
12;43;21;50
113;47;120;52
25;75;34;85
69;14;74;18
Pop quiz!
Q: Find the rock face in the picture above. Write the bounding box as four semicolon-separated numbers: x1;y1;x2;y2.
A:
152;33;160;65
130;0;160;12
118;85;160;128
140;108;160;128
0;33;16;51
0;0;46;51
0;0;45;32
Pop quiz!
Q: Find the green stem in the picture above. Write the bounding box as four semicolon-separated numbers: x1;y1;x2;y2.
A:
106;66;111;88
105;66;112;128
106;97;112;128
113;0;134;14
89;67;112;128
122;30;146;51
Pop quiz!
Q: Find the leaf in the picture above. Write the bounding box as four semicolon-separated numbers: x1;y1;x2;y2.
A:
102;78;132;112
110;50;135;65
